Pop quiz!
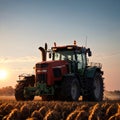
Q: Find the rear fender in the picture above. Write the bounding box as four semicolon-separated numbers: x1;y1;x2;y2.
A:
85;67;103;78
63;73;82;86
17;75;35;86
63;73;76;78
17;79;26;83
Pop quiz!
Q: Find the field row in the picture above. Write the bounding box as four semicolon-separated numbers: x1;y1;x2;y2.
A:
0;100;120;120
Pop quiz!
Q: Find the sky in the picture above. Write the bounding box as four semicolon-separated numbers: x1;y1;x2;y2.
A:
0;0;120;90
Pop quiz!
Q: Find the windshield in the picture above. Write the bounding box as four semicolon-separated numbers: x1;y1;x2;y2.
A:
53;50;76;61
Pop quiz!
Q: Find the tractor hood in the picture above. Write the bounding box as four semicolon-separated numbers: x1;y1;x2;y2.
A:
35;60;69;86
36;60;68;69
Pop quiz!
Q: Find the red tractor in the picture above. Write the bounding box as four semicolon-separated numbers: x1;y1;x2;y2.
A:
15;41;104;101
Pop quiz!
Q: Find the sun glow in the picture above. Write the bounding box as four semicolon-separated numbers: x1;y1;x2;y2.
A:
0;70;7;80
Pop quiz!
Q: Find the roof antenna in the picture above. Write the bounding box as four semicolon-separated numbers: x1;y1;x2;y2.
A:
85;36;87;47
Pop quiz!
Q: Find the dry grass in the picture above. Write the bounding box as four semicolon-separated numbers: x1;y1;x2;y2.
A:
0;97;120;120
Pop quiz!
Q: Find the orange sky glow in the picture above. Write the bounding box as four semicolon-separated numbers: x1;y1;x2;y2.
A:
0;0;120;91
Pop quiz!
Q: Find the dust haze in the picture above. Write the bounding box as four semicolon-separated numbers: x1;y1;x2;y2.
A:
104;91;120;100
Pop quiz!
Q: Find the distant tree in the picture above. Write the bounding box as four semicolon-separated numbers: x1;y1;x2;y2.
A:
114;90;120;94
0;86;14;96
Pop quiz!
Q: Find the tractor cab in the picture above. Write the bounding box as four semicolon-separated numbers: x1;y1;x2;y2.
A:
50;41;92;75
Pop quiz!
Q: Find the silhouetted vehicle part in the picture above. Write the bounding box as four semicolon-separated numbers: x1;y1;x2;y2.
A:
82;72;104;101
15;41;104;101
15;74;35;101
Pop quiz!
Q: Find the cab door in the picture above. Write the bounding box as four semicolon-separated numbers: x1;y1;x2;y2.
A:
77;53;86;75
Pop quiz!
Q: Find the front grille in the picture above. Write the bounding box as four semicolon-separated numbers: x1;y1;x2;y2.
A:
36;74;47;83
36;63;48;68
53;68;62;78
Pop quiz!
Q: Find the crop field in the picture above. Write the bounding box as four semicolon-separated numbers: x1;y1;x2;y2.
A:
0;96;120;120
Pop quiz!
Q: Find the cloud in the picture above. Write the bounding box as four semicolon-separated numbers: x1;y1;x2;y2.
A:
0;56;40;63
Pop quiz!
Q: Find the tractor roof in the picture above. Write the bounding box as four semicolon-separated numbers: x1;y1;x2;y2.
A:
51;41;91;56
52;45;86;51
52;45;82;51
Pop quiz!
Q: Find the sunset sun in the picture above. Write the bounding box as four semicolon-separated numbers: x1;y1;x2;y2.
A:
0;70;7;80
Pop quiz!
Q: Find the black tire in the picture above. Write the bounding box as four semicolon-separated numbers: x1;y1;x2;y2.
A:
41;95;54;101
15;82;34;101
60;77;80;101
83;72;104;101
41;88;59;101
15;82;26;101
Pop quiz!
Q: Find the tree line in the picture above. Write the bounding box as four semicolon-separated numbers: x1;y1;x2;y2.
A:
0;86;14;96
0;86;120;96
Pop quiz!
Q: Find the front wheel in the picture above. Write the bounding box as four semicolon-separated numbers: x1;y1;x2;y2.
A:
15;82;34;101
83;72;104;101
15;82;26;101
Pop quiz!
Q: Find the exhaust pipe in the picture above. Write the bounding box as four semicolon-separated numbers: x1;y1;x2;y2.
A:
38;43;48;61
45;43;48;51
38;47;46;61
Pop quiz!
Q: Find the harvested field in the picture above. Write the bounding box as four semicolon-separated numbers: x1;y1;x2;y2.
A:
0;96;120;120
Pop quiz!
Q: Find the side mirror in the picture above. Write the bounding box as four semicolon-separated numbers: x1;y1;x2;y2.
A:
88;51;92;56
49;53;51;58
87;48;92;57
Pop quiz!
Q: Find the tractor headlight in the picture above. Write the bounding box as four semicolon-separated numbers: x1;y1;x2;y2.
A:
37;69;47;73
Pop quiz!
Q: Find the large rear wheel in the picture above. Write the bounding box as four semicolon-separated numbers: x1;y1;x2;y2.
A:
60;77;80;101
83;72;104;101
